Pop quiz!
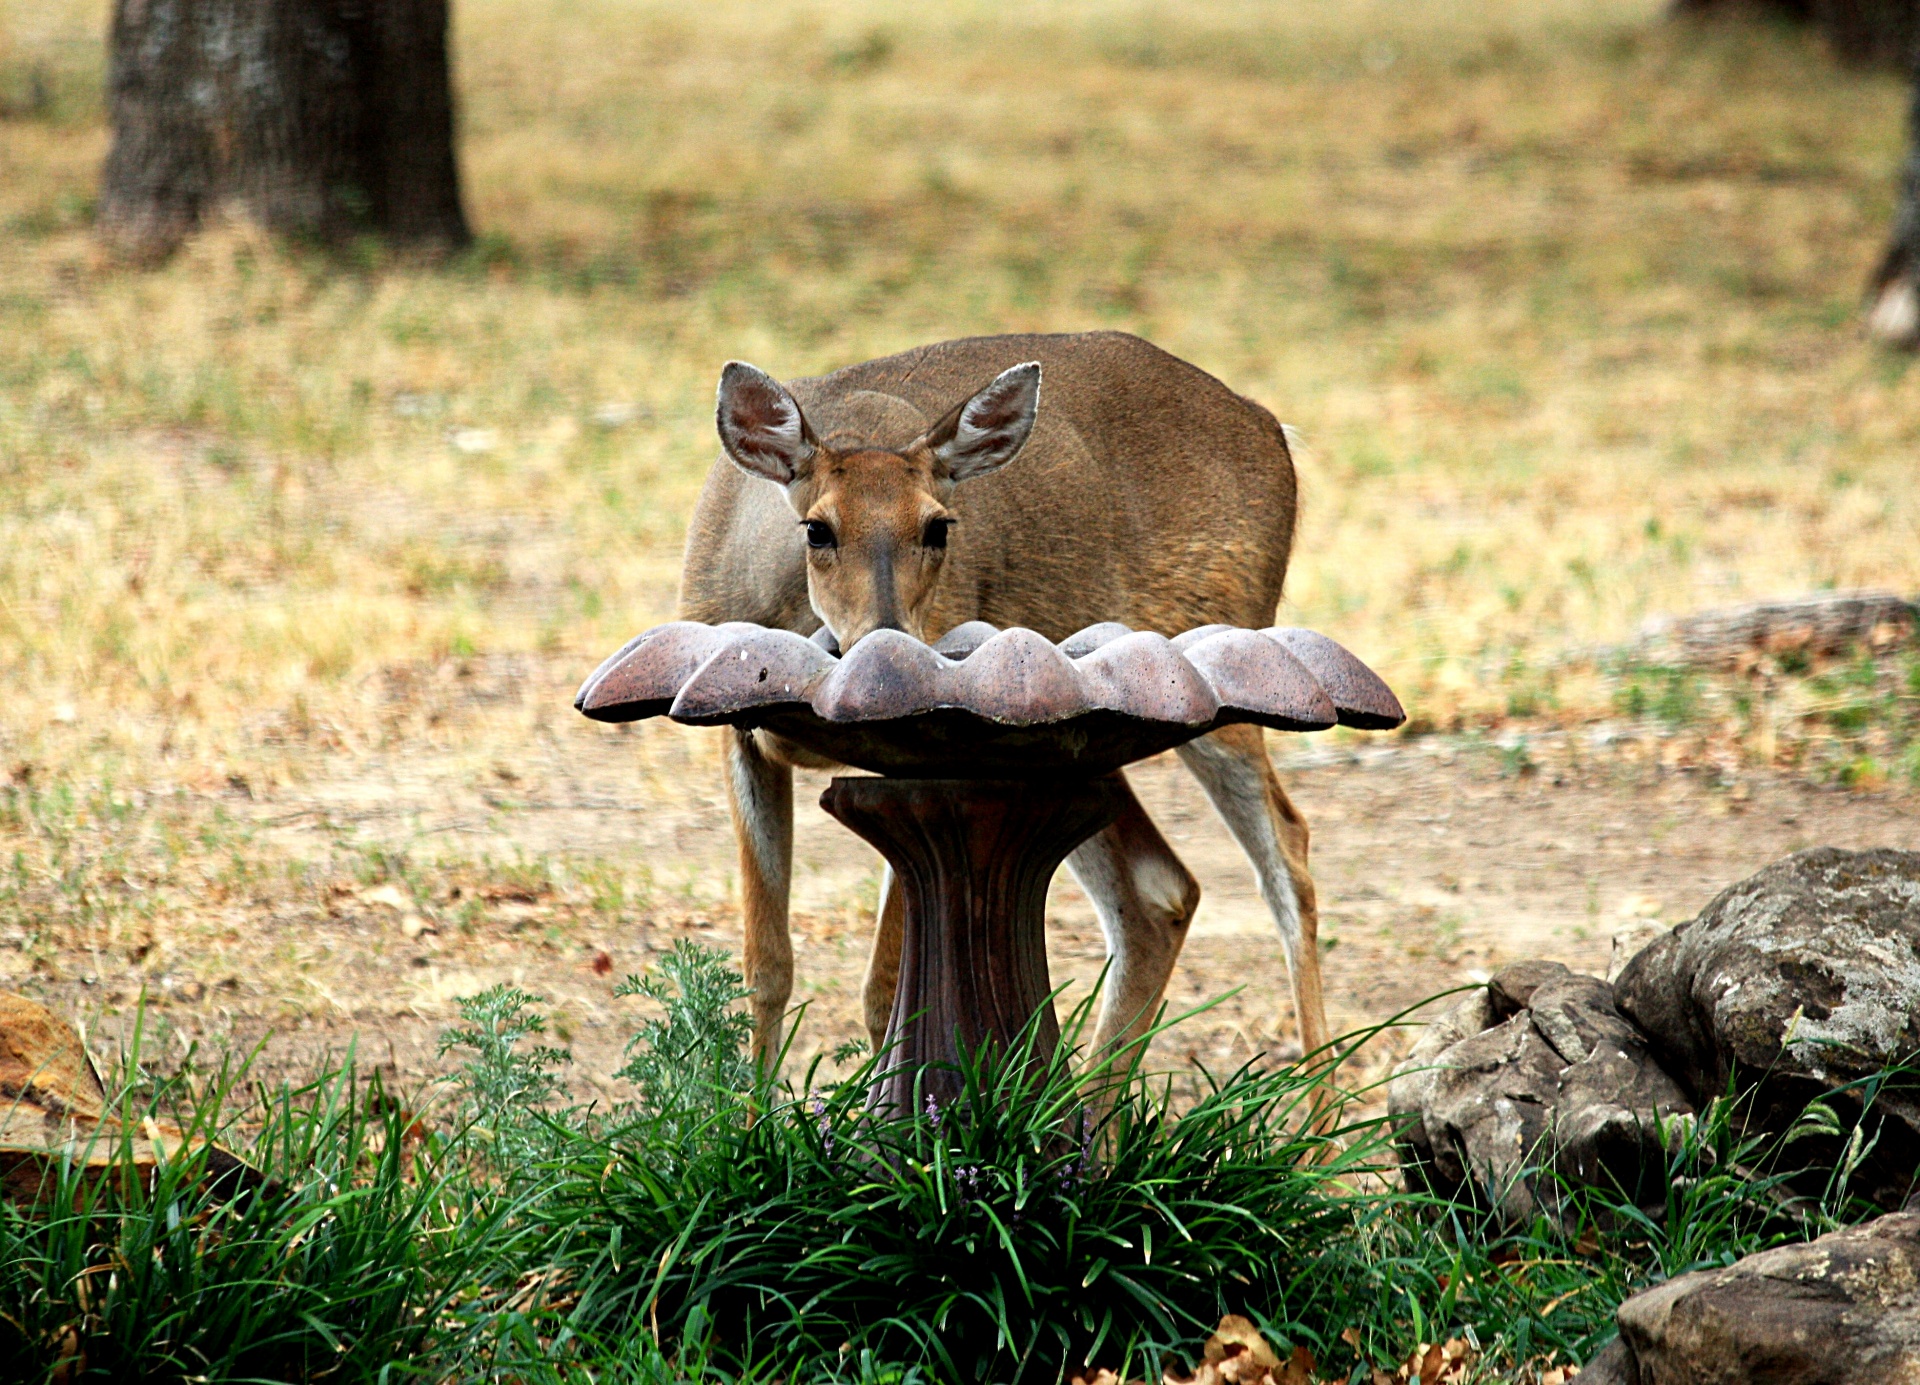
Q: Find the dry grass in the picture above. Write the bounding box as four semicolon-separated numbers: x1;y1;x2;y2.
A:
0;0;1917;1062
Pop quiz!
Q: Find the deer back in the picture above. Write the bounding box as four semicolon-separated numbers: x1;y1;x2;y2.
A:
679;330;1298;641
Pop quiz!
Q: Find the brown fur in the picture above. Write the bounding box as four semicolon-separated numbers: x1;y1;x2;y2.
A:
679;331;1323;1072
681;331;1297;643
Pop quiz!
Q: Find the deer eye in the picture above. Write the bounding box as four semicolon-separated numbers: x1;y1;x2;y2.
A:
922;518;953;550
803;520;837;550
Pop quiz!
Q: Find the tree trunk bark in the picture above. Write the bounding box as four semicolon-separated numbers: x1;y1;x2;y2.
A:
99;0;470;261
1868;49;1920;345
1672;0;1917;66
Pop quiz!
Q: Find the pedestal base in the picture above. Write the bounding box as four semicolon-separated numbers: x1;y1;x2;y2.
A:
819;776;1126;1114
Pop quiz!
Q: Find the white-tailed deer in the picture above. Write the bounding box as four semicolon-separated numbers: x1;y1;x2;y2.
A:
679;331;1325;1070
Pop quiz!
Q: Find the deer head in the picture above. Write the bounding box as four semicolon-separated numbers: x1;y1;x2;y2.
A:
715;360;1042;647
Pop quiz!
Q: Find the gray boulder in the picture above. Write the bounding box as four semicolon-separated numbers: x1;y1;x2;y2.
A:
1578;1211;1920;1385
1390;960;1694;1228
1614;847;1920;1209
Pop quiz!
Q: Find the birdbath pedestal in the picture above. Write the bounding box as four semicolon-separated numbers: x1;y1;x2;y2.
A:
576;618;1403;1112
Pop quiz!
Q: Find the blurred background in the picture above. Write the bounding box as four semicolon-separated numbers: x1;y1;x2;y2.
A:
1;0;1916;1087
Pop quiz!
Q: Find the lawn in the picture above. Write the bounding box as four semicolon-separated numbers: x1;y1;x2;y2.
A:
2;0;1916;759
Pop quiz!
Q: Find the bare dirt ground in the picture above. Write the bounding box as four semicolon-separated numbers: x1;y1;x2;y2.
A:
8;655;1909;1104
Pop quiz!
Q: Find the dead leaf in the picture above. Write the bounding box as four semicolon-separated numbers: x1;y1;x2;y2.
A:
1163;1366;1221;1385
1206;1315;1282;1369
0;993;257;1204
1279;1346;1317;1385
591;948;614;976
1389;1337;1475;1385
361;883;411;911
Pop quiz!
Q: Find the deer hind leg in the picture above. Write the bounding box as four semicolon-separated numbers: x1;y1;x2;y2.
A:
860;864;905;1056
1175;723;1330;1061
1065;775;1201;1069
724;727;794;1068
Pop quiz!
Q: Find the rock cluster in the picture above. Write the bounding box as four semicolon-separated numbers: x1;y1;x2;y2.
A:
1616;846;1920;1211
1389;961;1693;1227
1392;848;1920;1225
1391;847;1920;1380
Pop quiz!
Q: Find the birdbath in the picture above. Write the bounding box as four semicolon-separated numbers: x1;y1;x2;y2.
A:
575;619;1403;1113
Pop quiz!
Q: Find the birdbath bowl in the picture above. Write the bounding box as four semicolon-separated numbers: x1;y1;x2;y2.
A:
576;619;1404;1113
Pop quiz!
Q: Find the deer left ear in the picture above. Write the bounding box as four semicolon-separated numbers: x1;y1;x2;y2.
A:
917;361;1041;483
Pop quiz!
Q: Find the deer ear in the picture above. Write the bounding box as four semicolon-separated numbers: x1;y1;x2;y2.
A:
716;361;818;484
918;361;1041;482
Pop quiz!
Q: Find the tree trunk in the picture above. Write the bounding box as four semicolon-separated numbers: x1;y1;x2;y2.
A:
1868;50;1920;346
99;0;470;261
1672;0;1917;66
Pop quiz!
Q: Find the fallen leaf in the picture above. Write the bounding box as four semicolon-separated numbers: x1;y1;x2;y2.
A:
1389;1337;1475;1385
1206;1315;1282;1370
0;993;258;1203
1279;1346;1317;1385
591;949;614;976
1163;1366;1221;1385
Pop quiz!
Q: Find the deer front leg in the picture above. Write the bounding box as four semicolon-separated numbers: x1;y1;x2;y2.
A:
860;864;905;1055
1066;775;1201;1070
724;727;794;1068
1175;723;1330;1061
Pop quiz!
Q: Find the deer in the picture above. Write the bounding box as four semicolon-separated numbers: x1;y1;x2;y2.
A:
678;330;1328;1079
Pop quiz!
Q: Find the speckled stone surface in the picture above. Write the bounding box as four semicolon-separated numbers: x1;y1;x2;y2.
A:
1616;847;1920;1209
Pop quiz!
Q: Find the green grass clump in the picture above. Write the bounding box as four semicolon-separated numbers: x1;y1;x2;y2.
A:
0;1046;536;1382
542;1013;1360;1379
1;949;1909;1382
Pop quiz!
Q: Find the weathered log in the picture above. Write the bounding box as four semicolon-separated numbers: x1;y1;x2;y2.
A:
1632;590;1916;670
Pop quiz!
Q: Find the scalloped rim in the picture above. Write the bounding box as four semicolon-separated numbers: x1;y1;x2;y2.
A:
576;620;1405;734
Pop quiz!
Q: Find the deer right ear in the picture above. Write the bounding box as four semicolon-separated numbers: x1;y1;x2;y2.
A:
716;361;818;485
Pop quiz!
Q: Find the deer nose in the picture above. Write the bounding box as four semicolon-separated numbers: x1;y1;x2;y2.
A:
866;548;908;637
